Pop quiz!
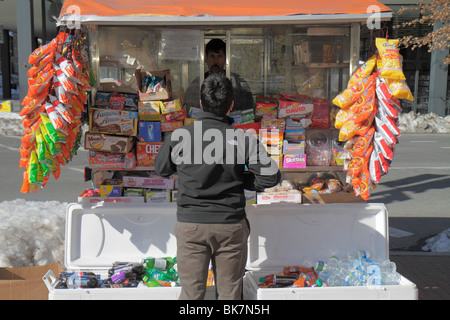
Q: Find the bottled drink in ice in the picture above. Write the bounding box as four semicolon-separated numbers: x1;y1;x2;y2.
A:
327;256;339;271
142;257;174;271
66;273;99;289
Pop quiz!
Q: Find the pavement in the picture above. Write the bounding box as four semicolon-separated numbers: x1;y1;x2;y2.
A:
390;253;450;300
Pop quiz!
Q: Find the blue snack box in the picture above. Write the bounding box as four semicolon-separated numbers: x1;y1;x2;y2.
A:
139;121;162;142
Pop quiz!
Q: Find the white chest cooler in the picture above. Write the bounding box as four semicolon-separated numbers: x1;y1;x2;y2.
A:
44;202;417;300
43;202;215;300
242;203;418;300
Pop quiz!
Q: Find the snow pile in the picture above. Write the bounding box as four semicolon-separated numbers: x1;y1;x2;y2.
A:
398;111;450;134
422;228;450;253
0;111;23;137
0;199;66;268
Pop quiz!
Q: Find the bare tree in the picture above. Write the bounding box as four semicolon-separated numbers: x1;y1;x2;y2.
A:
395;0;449;64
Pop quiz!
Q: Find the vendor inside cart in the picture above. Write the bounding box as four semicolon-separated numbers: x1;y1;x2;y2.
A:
185;38;255;114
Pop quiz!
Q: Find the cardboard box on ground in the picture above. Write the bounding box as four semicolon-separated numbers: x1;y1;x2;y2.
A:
0;262;63;300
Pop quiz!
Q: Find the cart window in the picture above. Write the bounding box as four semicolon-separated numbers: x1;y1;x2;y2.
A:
97;26;202;96
229;26;350;102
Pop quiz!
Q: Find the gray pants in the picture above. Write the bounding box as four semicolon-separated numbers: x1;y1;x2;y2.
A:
174;219;250;300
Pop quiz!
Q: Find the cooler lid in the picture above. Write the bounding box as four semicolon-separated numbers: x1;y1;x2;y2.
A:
65;202;178;271
245;203;389;271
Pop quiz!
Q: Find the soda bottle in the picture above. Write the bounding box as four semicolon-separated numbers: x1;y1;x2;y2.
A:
142;275;161;287
66;273;99;289
142;257;172;271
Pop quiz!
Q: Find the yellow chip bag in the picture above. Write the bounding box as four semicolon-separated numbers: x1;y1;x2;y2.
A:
348;54;377;87
376;38;406;80
384;77;414;101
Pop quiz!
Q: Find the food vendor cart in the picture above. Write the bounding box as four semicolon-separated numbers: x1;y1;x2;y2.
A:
43;0;418;300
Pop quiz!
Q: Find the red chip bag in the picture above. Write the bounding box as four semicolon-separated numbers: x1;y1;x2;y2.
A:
374;132;394;161
375;116;396;145
369;151;382;184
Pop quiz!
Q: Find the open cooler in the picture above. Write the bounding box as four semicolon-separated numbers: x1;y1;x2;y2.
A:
43;202;215;300
242;203;418;300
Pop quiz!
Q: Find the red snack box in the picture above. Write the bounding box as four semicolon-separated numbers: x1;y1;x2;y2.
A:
136;142;163;167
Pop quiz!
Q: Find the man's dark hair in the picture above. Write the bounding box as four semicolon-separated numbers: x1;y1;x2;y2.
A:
200;73;234;117
205;38;226;55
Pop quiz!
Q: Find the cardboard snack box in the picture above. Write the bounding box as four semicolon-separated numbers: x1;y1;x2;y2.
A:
89;108;138;136
136;142;163;167
139;122;162;142
85;132;134;154
135;68;171;101
138;100;165;121
122;176;175;190
88;151;136;170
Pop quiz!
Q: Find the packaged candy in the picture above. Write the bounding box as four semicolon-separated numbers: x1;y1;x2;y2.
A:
376;38;406;80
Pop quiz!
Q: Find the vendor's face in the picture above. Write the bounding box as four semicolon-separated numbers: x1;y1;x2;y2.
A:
206;50;226;74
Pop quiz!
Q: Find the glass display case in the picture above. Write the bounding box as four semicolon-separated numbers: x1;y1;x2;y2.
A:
91;25;352;104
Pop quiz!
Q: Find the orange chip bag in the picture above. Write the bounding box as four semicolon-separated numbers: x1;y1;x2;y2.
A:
332;73;376;109
348;54;377;87
376;38;406;80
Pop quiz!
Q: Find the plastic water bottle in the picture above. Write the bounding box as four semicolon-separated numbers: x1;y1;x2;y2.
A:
318;270;330;282
327;256;339;271
66;273;99;289
314;260;325;272
357;250;370;261
366;264;382;286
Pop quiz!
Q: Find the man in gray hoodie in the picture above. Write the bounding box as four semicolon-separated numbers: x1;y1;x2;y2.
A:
155;73;280;300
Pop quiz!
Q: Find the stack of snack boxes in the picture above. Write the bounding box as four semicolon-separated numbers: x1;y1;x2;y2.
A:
83;68;338;205
82;69;181;203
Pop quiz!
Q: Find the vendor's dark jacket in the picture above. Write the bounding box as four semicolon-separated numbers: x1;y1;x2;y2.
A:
154;111;280;224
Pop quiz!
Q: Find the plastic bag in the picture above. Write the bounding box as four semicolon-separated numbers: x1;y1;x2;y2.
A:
376;38;406;80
